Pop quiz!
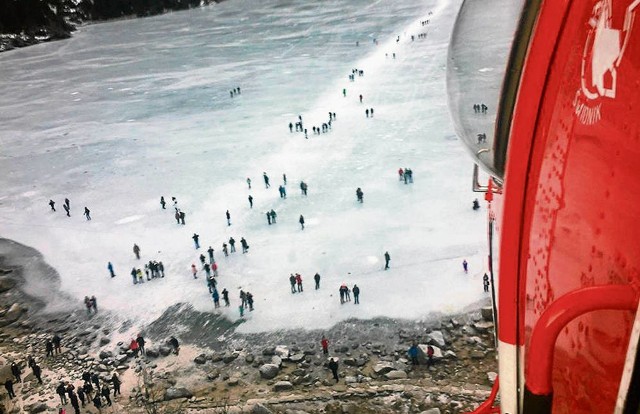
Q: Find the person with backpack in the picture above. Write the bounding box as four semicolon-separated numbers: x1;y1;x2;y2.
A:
352;284;360;304
328;358;339;383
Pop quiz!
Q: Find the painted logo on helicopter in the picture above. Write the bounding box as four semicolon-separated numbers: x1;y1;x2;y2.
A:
573;0;639;124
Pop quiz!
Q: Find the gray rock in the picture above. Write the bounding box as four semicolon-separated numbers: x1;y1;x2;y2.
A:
99;337;110;346
481;306;494;321
145;348;159;358
259;363;280;379
384;370;407;380
274;345;289;358
164;387;193;401
0;277;16;293
420;409;441;414
289;353;305;363
262;347;276;356
227;376;239;386
462;325;477;335
473;321;494;333
250;402;273;414
245;354;255;364
343;358;357;366
222;352;238;363
99;350;113;360
373;362;395;375
273;381;293;391
427;330;446;347
3;303;24;324
158;346;172;356
271;356;282;367
194;355;206;365
27;403;48;413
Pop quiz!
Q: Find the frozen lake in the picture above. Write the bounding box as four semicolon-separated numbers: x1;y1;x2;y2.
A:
0;0;486;333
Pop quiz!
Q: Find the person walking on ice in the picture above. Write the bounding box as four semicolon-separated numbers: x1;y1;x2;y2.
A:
160;196;166;209
289;274;297;293
462;259;468;273
263;172;270;188
356;187;364;203
295;273;303;292
226;210;231;226
133;244;141;260
314;273;321;289
107;262;115;278
192;233;200;249
353;284;360;304
248;195;253;208
240;237;249;253
299;214;305;230
266;211;272;225
191;264;198;279
49;199;56;211
208;246;215;263
483;273;490;292
63;203;70;217
229;237;236;253
384;251;391;270
247;177;251;189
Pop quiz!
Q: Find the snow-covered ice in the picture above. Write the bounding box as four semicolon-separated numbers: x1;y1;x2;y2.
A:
0;0;487;333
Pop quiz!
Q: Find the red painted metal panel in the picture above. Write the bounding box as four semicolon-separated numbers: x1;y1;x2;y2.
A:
510;0;640;411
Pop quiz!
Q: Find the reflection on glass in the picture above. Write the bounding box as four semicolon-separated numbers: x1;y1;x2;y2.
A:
446;0;525;179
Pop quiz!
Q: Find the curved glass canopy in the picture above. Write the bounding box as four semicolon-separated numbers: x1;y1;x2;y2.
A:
446;0;527;181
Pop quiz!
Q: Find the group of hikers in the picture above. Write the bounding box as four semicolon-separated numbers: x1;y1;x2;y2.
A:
288;112;337;139
47;198;91;220
129;259;166;285
398;168;414;184
4;334;123;413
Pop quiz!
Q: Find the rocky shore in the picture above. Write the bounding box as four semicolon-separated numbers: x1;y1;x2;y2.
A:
0;241;497;413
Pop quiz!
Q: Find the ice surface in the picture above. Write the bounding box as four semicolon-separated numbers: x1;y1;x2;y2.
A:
0;0;487;333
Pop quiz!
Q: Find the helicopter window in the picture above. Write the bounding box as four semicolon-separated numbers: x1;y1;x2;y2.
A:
446;0;535;180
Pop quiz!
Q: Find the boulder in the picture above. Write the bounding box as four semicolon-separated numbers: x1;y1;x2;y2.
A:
289;353;305;363
274;345;289;358
250;402;273;414
3;303;24;323
158;346;172;356
222;352;238;363
259;364;279;379
384;370;407;380
164;387;193;401
145;348;159;358
427;330;446;347
462;325;477;336
271;356;282;367
420;409;441;414
27;403;48;413
373;362;395;375
273;381;293;391
194;355;206;365
481;306;494;321
99;337;111;346
0;277;16;293
473;321;494;333
99;350;113;360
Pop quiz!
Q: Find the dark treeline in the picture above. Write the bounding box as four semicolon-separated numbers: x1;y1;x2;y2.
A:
0;0;222;51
